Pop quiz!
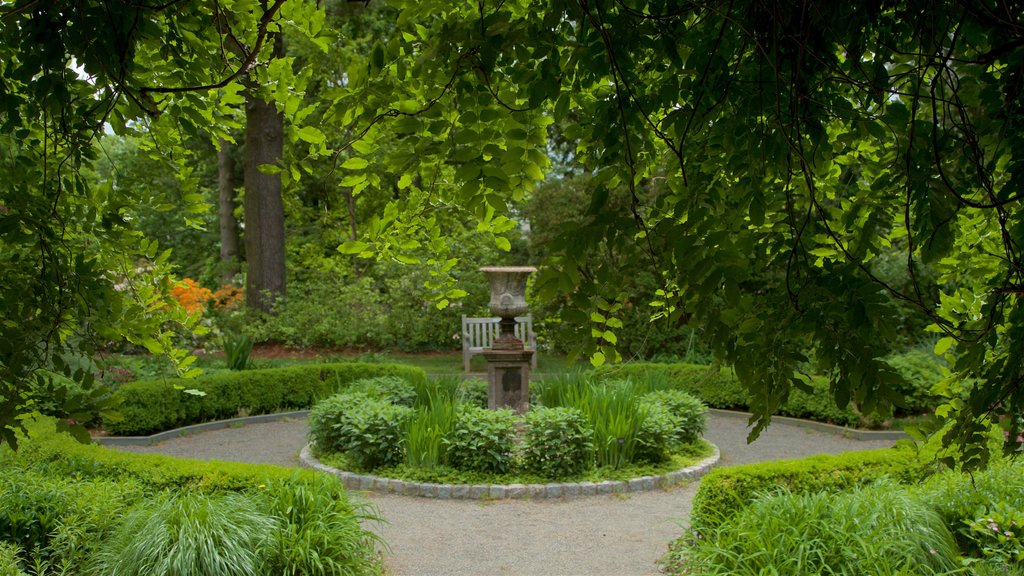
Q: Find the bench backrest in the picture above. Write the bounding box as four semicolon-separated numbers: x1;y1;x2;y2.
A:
462;315;533;349
461;315;537;371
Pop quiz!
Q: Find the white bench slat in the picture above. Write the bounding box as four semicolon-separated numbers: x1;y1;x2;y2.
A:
462;315;537;372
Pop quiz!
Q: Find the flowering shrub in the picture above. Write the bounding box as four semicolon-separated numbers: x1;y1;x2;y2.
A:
967;504;1024;564
169;278;213;315
170;279;243;316
211;285;244;311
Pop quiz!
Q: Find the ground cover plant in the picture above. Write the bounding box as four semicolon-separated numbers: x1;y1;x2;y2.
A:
308;374;712;484
0;419;382;575
665;452;1024;575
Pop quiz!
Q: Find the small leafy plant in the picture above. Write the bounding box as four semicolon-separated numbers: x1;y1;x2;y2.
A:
445;406;517;474
222;332;253;371
521;407;594;478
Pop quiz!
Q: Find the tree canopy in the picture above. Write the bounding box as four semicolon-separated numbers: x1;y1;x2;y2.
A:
2;0;1022;467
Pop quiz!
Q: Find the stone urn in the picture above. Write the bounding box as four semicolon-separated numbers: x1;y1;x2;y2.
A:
479;266;536;412
480;266;536;349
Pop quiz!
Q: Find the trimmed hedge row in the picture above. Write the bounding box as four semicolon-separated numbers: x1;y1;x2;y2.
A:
592;363;862;426
2;420;382;576
689;447;924;534
107;363;428;436
11;419;334;492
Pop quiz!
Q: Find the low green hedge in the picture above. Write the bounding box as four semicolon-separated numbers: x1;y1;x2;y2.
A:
107;363;428;436
592;363;862;426
2;420;381;575
689;447;924;534
8;419;336;492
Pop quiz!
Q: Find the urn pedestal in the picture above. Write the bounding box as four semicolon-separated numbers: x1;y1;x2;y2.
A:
479;266;536;413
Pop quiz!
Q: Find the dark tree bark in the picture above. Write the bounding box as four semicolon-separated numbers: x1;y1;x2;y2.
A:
243;34;286;312
217;138;241;284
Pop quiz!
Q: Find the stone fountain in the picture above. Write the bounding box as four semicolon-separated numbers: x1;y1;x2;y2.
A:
480;266;536;413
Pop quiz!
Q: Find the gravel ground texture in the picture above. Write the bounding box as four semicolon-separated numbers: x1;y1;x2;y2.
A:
113;411;897;576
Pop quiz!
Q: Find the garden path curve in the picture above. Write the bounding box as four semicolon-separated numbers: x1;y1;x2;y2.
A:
113;411;897;576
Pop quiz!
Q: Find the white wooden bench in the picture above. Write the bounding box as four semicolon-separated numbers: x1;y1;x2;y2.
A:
462;315;537;372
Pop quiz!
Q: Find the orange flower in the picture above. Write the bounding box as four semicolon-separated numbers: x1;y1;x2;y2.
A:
211;285;244;311
170;278;213;314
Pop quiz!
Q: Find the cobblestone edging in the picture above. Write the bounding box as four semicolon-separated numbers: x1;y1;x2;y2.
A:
299;443;720;500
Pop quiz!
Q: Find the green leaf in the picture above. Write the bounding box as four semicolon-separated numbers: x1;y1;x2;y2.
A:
590;351;606;367
296;126;325;144
494;236;511;251
342;157;369;170
934;337;955;355
339;241;369;254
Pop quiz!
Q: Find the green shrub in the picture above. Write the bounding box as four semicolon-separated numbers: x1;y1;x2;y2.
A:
92;491;276;576
884;349;945;414
633;403;675;463
919;459;1024;560
0;470;70;559
8;418;340;492
674;482;959;575
445;406;517;474
641;389;707;444
0;468;144;572
0;543;25;576
107;363;427;436
4;420;381;576
689;447;922;534
521;407;594;478
405;397;457;469
348;375;418;407
308;393;412;469
593;363;863;426
455;378;488;409
257;474;382;576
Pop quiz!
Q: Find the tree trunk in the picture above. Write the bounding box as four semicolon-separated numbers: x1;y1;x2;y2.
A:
243;35;286;312
217;138;241;284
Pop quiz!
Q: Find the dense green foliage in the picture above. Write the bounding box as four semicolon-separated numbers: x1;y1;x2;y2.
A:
593;363;861;425
108;363;426;436
92;491;277;576
3;0;1021;468
308;392;412;469
327;0;1024;466
520;407;594;477
445;406;517;474
311;373;708;479
689;448;922;535
0;420;381;575
671;454;1024;575
675;483;960;576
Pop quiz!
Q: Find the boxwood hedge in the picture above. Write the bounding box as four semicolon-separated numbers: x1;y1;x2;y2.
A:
106;363;427;436
689;447;924;534
592;363;863;426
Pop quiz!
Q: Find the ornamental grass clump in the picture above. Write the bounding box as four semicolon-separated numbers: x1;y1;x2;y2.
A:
91;491;276;576
257;475;383;576
676;482;959;575
405;395;457;469
565;380;646;469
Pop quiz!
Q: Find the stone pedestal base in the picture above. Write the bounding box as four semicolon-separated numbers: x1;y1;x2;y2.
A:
482;348;534;413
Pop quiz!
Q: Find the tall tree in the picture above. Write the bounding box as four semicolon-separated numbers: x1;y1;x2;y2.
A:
0;0;323;446
243;30;288;313
217;138;241;284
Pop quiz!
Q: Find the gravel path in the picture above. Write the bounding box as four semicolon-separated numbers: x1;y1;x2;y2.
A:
114;412;896;576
